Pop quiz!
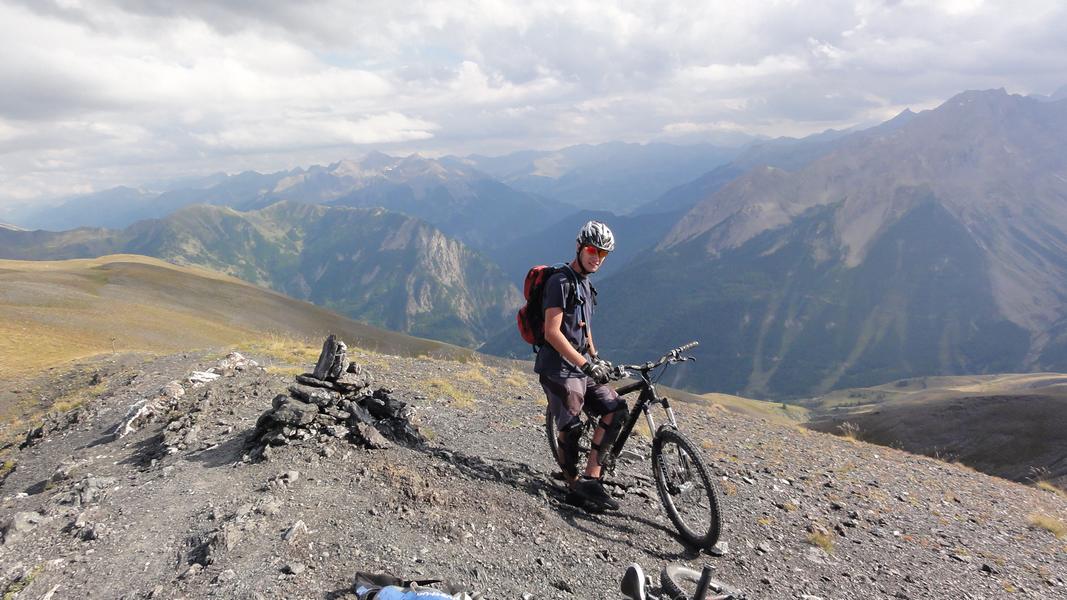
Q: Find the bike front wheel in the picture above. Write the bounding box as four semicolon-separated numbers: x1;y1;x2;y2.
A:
651;426;722;549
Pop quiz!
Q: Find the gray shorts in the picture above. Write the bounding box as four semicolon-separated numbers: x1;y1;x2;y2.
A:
539;373;622;431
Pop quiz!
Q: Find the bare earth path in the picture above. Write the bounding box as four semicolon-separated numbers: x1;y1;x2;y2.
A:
1;347;1065;599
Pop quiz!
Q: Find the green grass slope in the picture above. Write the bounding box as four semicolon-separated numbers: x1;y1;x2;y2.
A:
0;202;520;347
804;373;1067;488
0;254;478;382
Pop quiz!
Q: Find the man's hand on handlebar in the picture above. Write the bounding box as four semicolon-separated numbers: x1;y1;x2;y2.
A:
592;355;613;370
581;360;612;384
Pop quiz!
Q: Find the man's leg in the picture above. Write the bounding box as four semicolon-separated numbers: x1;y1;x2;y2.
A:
583;382;626;479
539;374;586;485
585;418;609;479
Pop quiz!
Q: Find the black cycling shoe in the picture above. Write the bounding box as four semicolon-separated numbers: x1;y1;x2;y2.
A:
571;476;620;511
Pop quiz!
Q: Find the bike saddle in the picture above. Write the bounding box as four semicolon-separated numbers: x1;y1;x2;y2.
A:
620;563;647;600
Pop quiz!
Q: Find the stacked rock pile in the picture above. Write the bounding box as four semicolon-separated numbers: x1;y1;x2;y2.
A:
248;335;424;460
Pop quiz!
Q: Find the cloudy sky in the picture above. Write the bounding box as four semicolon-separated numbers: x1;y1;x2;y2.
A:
1;0;1065;205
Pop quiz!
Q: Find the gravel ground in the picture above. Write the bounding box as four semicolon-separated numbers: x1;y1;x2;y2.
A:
1;347;1065;599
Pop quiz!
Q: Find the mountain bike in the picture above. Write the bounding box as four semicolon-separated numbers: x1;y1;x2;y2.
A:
545;341;722;549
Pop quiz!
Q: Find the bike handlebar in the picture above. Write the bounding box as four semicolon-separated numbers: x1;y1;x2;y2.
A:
611;341;699;379
676;341;699;354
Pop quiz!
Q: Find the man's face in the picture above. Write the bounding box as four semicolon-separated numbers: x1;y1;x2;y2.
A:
578;244;608;273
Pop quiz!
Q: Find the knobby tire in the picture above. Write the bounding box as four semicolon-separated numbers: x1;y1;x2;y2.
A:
652;426;722;549
660;564;743;600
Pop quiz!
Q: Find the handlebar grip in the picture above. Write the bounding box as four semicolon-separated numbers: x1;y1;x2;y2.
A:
677;341;699;353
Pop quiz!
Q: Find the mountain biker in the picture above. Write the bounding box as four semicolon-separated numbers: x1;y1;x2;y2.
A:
536;220;626;510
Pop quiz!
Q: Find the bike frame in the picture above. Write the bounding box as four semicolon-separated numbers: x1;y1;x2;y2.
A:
601;368;679;473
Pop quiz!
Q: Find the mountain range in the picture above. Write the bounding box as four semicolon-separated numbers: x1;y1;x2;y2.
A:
10;153;570;251
593;88;1067;398
0;202;519;347
10;142;746;245
7;88;1067;401
459;141;742;213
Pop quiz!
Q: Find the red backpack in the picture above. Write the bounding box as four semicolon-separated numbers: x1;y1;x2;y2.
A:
517;264;579;349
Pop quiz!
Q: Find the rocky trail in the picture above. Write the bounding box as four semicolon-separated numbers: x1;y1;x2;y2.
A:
1;343;1065;599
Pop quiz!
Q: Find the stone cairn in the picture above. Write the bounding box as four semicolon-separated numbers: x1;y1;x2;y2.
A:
248;335;423;460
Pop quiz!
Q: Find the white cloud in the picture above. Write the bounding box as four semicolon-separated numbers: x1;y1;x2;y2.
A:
1;0;1066;204
194;113;438;151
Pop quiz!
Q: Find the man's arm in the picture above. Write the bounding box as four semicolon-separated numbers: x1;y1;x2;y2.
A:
544;307;587;368
585;325;598;359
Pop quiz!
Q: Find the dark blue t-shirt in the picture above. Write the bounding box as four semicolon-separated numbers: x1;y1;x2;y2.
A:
534;267;594;378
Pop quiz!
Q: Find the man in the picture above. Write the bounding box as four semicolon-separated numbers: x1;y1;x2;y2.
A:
536;220;627;510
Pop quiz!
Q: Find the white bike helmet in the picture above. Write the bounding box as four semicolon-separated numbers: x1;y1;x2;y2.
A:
577;220;616;252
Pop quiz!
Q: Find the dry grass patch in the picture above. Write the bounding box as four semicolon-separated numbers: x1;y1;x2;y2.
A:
1028;513;1066;539
422;379;475;409
454;365;491;389
806;531;834;553
52;381;107;413
838;421;862;443
264;365;304;376
1035;480;1066;499
239;334;320;368
501;370;531;391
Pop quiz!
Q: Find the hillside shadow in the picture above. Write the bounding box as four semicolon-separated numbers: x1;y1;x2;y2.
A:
115;432;165;468
186;430;253;468
23;479;50;496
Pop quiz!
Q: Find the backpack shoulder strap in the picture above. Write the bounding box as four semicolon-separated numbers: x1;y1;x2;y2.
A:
556;264;593;355
556;263;583;306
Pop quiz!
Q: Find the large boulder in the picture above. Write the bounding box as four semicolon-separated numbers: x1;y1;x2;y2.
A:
287;384;341;408
312;335;348;381
294;374;342;391
1;512;43;546
269;398;319;427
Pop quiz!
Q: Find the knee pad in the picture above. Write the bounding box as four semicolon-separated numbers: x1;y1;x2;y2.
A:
557;421;583;478
593;401;629;463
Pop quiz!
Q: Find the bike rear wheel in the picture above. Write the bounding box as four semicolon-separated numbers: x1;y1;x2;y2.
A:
651;426;722;549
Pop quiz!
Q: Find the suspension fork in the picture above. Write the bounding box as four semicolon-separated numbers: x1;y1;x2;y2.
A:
640;382;679;434
658;386;679;429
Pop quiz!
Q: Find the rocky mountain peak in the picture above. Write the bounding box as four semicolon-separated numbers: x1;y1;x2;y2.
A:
662;87;1067;266
609;88;1067;396
366;150;401;168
